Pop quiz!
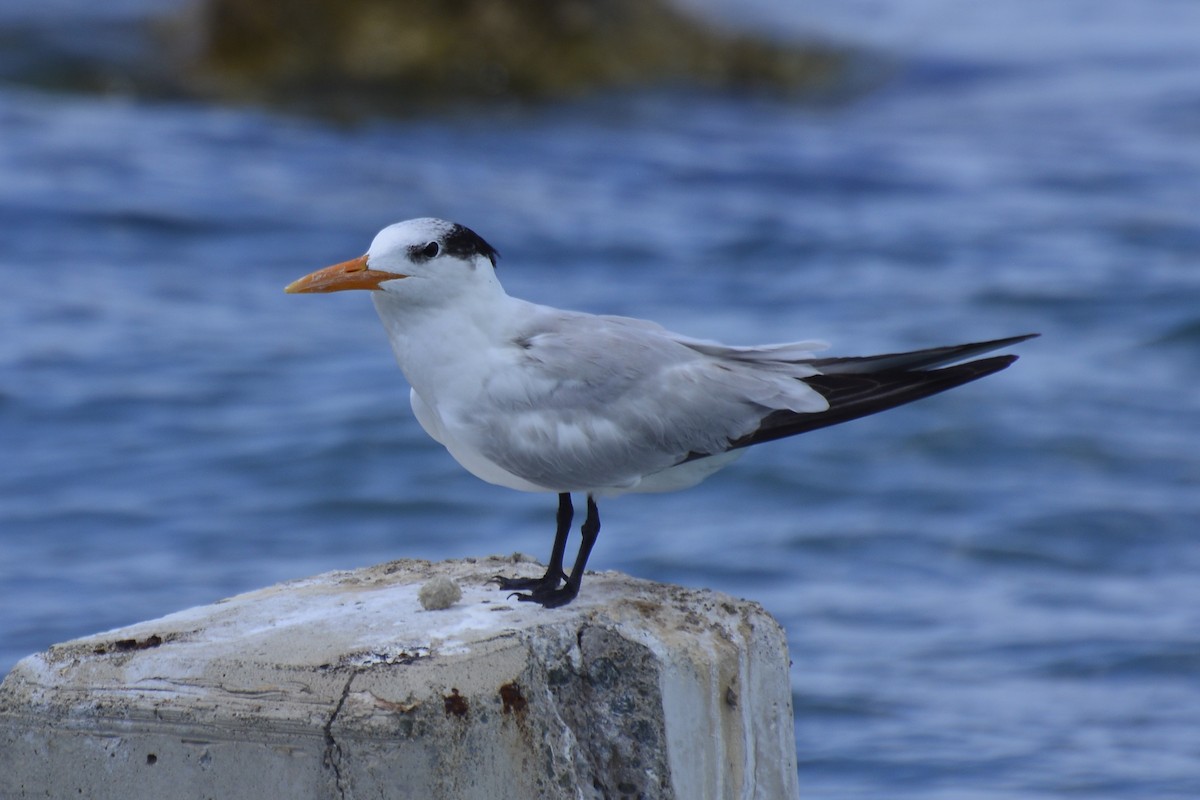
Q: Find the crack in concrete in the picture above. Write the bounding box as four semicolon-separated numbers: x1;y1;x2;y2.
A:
323;669;359;799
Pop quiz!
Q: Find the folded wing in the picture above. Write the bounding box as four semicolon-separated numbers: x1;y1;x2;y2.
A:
463;306;1035;490
683;333;1038;459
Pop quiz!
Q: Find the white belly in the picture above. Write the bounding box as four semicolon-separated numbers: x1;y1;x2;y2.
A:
410;388;552;493
411;388;744;496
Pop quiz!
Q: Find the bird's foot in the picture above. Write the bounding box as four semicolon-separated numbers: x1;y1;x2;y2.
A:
491;569;565;594
509;584;579;609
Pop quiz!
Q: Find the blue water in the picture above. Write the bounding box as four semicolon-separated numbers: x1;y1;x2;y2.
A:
3;1;1199;797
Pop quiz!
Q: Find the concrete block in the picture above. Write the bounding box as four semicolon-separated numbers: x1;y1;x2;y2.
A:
0;557;798;799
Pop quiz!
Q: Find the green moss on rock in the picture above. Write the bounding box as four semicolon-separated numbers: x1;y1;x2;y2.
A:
184;0;846;109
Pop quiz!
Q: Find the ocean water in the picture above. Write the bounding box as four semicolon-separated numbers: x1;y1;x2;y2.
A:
2;1;1199;797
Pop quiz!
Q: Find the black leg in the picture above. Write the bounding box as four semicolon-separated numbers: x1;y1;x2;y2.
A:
494;493;572;593
514;494;601;609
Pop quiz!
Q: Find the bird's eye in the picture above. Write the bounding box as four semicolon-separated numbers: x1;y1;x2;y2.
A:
421;241;440;258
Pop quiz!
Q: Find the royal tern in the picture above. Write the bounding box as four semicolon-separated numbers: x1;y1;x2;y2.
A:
286;218;1036;607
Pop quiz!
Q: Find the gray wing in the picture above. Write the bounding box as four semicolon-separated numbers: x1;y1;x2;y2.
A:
460;309;829;491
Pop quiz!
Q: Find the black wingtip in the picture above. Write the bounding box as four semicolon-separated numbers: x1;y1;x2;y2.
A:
725;352;1025;451
807;332;1039;375
993;333;1041;345
999;333;1040;348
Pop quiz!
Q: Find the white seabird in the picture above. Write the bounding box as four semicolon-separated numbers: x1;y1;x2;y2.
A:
287;218;1036;607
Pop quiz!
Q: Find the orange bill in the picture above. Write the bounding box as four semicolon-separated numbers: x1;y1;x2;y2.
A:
284;255;403;293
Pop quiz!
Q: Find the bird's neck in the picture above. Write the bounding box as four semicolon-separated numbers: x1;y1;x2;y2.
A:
371;286;523;402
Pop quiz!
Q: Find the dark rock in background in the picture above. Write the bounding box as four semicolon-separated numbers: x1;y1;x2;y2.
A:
0;0;848;114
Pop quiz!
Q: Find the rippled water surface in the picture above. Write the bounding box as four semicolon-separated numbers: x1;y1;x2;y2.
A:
2;1;1199;797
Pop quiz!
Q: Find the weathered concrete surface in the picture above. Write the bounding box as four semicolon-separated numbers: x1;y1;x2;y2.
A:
0;557;799;799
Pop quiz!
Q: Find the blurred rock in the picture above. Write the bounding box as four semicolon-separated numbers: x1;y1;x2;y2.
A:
179;0;846;111
0;1;850;114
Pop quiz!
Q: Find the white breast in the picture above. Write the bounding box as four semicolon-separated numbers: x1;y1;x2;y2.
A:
409;388;553;493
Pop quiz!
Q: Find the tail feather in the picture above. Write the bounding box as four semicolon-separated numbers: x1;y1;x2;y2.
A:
673;334;1036;464
808;333;1038;374
726;353;1022;450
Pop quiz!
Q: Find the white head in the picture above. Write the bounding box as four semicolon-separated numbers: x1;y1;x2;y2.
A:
285;218;501;308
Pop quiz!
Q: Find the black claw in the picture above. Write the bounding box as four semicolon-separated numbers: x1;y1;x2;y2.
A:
497;492;598;610
493;572;564;593
510;586;580;609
